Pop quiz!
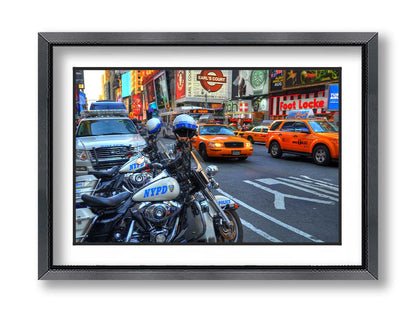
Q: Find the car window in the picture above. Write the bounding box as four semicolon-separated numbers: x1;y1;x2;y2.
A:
199;125;235;136
308;121;338;133
294;122;310;133
280;121;295;132
261;127;268;133
77;119;138;137
270;121;282;131
252;127;261;132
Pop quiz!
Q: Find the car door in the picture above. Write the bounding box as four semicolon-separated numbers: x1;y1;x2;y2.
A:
251;127;261;141
292;121;312;153
278;121;296;150
259;127;268;142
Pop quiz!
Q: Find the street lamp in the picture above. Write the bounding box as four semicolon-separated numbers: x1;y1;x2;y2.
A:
201;88;211;108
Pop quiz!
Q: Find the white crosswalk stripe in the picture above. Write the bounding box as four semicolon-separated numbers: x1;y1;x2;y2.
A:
240;219;281;243
217;188;324;243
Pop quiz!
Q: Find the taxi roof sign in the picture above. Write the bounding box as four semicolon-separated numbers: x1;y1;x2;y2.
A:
286;109;315;119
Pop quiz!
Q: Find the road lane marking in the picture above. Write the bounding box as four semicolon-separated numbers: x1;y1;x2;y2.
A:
277;177;339;197
289;176;339;191
255;178;279;185
217;188;324;243
241;219;281;243
300;175;339;187
254;178;338;203
246;180;333;210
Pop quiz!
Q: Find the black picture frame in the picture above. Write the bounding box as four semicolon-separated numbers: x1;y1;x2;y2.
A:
38;32;378;280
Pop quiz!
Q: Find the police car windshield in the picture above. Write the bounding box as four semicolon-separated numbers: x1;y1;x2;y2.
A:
76;119;138;137
199;125;235;136
308;121;338;133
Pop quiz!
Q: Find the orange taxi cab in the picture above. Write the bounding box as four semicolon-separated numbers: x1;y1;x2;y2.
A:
265;115;339;166
191;124;253;161
241;126;269;144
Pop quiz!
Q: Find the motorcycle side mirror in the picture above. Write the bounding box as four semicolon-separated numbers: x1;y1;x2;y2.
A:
206;165;218;178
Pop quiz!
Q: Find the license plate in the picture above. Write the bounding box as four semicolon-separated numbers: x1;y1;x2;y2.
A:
232;150;241;156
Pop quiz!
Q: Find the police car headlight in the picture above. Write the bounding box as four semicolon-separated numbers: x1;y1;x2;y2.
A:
76;150;88;160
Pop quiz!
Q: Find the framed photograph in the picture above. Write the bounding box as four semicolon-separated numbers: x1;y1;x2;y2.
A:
38;32;378;280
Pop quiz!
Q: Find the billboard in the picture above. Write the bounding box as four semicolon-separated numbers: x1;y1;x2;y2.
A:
144;80;155;106
154;71;169;109
175;70;186;100
121;71;131;98
185;70;232;100
327;84;339;110
285;69;340;88
236;70;269;97
270;70;285;92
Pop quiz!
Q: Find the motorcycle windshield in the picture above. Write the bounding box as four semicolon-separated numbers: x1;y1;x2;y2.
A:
156;140;175;162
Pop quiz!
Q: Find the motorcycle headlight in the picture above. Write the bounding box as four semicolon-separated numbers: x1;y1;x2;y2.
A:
207;142;223;148
206;165;218;177
76;150;88;160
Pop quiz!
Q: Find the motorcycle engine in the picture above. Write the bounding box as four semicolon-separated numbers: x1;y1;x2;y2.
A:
131;201;181;243
128;172;152;188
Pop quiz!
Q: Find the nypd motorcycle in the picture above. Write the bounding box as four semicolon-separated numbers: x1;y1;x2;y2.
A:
76;115;243;243
75;118;173;206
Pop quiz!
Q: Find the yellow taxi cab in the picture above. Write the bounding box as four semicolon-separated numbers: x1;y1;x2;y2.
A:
191;124;253;161
241;126;269;144
265;115;339;166
227;125;245;138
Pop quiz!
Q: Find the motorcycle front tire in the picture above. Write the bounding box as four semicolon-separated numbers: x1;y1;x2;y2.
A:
216;209;243;243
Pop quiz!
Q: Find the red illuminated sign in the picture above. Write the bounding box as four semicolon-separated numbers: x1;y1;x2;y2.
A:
176;70;186;100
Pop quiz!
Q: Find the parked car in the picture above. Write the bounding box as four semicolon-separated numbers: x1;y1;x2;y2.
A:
191;124;253;161
265;118;339;165
75;109;147;176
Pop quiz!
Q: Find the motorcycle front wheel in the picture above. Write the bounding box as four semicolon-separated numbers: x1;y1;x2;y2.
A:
216;209;243;243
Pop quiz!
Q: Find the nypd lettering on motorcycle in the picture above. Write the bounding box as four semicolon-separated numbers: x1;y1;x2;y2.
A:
132;176;180;202
143;184;175;198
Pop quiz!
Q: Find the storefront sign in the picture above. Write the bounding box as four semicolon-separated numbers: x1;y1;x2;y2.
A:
225;100;252;114
269;91;328;116
279;97;326;111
